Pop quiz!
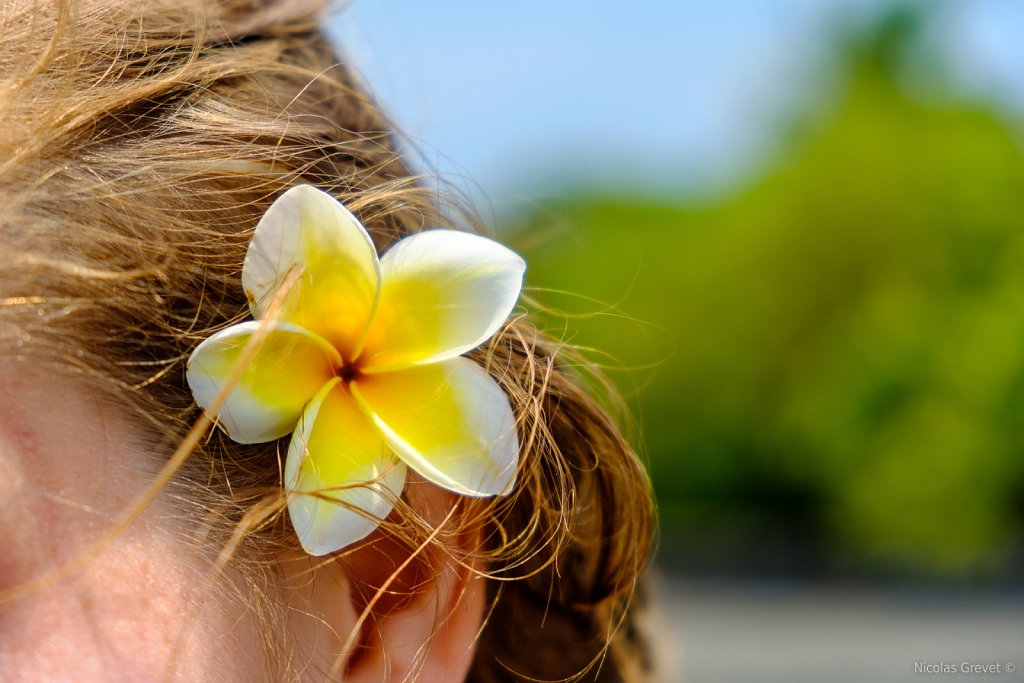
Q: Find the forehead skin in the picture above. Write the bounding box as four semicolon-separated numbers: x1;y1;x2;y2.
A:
0;363;268;683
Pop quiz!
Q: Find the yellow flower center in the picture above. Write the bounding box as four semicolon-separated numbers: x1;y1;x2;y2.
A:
337;361;362;384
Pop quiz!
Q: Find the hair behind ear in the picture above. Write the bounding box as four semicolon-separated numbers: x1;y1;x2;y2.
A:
467;335;654;683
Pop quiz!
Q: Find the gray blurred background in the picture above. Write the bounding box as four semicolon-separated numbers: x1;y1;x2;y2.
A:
330;2;1024;681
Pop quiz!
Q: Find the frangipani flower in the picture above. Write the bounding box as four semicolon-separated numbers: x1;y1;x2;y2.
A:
186;185;524;555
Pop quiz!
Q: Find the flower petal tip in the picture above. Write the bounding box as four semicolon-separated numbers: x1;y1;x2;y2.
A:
284;379;407;555
350;357;520;499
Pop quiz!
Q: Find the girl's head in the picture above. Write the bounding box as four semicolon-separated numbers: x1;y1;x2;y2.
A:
0;1;654;681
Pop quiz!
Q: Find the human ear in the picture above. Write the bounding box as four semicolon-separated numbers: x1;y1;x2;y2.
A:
280;478;486;683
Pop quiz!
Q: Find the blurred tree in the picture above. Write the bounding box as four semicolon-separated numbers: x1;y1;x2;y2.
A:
509;7;1024;579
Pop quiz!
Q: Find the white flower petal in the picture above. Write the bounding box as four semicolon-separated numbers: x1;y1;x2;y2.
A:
358;230;525;372
186;321;340;444
350;357;519;497
242;185;381;361
285;378;407;556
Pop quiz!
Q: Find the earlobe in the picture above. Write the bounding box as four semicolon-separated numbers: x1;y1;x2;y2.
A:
281;484;486;683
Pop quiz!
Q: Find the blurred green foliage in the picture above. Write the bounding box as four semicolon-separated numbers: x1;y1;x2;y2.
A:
507;11;1024;579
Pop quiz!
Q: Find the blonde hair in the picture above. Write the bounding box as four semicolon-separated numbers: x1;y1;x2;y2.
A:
0;0;654;680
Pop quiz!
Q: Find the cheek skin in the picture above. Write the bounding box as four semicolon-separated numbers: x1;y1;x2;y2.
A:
0;366;269;683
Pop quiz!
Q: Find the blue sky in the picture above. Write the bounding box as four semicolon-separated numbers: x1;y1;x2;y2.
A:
328;1;1024;208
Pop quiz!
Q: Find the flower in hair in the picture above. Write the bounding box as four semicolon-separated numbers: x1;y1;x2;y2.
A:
186;185;524;555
